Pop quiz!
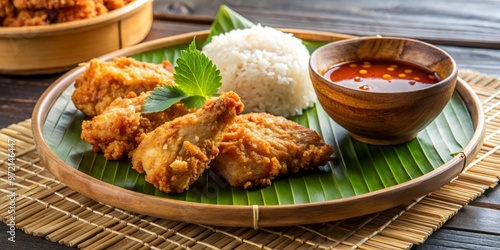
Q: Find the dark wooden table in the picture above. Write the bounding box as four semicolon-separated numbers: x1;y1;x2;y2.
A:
1;1;499;249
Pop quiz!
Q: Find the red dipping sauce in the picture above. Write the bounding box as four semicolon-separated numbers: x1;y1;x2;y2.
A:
324;59;440;92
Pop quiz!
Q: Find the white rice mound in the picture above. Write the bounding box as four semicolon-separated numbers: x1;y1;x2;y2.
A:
202;24;316;117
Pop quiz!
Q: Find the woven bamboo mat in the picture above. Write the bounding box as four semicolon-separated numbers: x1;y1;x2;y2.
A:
1;70;499;250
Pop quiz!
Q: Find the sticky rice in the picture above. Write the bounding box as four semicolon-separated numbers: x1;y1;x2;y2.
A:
202;24;316;117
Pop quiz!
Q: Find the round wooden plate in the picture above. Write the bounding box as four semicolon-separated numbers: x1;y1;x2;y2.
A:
32;30;485;227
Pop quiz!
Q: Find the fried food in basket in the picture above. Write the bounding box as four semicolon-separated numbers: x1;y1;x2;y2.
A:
2;9;53;26
210;113;333;189
57;0;107;23
72;57;176;117
103;0;132;11
11;0;128;9
80;91;190;160
1;0;132;26
131;91;244;193
13;0;84;10
0;0;15;18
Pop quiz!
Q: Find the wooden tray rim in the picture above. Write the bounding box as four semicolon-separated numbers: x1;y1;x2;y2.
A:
31;29;486;227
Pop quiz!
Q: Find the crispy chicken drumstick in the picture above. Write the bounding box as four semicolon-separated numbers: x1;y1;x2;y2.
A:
131;91;244;193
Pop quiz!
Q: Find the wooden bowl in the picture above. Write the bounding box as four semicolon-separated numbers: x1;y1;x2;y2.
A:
309;36;458;145
0;0;152;75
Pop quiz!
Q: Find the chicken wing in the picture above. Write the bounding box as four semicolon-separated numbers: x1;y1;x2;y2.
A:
131;91;244;193
210;113;333;189
72;57;175;117
80;91;190;160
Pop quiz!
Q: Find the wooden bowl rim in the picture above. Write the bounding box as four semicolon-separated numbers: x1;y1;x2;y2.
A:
310;35;458;94
31;29;485;227
0;0;151;37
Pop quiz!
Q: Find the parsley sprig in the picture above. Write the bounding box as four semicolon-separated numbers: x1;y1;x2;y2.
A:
142;40;222;113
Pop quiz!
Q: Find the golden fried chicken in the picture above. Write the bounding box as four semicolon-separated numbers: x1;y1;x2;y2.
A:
131;91;244;193
210;113;333;189
72;57;175;117
81;91;190;160
2;0;131;26
11;0;128;9
13;0;79;9
12;0;106;10
57;0;107;22
0;0;15;18
103;0;132;11
2;9;54;26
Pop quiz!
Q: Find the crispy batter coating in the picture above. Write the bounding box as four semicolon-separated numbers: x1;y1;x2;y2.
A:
103;0;131;11
72;57;175;117
210;113;333;189
13;0;84;10
57;0;107;22
81;91;190;160
2;9;57;26
11;0;126;9
131;92;244;193
3;0;132;26
0;0;15;18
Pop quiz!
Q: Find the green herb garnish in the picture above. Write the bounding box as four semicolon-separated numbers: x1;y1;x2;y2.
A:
142;40;222;113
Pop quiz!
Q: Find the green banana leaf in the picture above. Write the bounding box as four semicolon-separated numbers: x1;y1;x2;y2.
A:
42;5;474;206
202;5;254;46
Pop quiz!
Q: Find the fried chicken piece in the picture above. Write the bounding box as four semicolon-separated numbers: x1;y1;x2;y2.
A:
210;113;333;189
72;57;175;117
12;0;92;10
103;0;132;11
57;0;107;22
2;9;54;26
0;0;15;18
131;91;244;193
2;2;106;27
81;91;190;160
11;0;127;10
5;0;131;27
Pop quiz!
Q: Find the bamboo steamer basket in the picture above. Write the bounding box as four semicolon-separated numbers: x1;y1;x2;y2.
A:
0;0;153;75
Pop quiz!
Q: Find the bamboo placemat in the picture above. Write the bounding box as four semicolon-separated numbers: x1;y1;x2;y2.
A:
1;70;499;250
